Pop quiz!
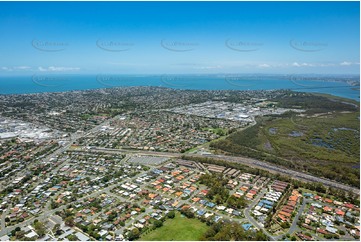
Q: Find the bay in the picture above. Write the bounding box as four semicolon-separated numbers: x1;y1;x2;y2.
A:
0;75;359;101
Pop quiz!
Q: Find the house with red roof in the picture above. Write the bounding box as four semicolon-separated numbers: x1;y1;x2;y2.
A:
335;208;345;216
323;206;333;213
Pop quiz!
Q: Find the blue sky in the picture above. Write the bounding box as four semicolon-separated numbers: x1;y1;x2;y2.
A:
0;1;359;75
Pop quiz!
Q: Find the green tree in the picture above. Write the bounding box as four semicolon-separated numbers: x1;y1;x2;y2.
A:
202;221;267;241
128;228;140;241
67;234;78;241
65;216;75;227
227;195;247;209
50;199;58;209
15;231;25;240
167;211;175;219
153;220;163;228
53;224;60;233
91;232;101;240
34;221;46;237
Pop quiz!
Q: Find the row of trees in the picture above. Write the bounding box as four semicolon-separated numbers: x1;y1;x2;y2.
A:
200;221;267;241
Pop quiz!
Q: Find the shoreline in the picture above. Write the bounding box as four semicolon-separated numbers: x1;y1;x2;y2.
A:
0;85;359;103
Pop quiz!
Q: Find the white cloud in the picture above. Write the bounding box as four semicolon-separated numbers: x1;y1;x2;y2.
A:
14;66;31;70
1;67;11;71
38;67;47;72
292;62;315;67
292;61;360;67
1;66;32;71
319;63;336;67
258;64;271;68
38;66;80;72
339;61;359;66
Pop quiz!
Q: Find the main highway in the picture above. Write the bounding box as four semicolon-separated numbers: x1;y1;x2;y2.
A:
80;146;360;195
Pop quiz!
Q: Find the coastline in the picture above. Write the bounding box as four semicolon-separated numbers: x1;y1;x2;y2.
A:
0;75;359;102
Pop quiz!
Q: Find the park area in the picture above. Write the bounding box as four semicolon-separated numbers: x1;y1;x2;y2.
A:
139;212;208;241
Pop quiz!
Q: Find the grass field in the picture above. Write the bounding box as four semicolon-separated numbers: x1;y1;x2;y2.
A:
139;213;208;241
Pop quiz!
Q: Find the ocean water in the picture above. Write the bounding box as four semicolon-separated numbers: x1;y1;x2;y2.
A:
0;75;359;101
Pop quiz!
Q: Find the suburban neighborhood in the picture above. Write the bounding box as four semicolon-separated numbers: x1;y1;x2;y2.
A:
0;147;359;241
